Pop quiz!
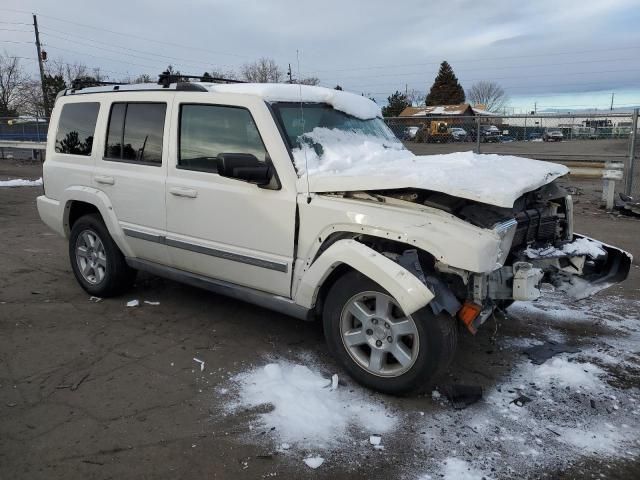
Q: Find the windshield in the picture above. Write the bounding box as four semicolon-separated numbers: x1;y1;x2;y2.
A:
272;102;400;149
272;102;409;176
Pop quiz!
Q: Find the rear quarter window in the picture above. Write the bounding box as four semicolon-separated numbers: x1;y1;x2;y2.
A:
55;102;100;155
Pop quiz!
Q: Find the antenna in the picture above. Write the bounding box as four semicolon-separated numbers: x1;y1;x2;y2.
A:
297;49;311;204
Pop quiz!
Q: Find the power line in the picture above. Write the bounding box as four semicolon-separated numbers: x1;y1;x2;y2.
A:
43;43;172;72
33;12;253;60
0;40;32;44
40;30;223;73
347;68;640;92
301;45;640;76
320;56;640;83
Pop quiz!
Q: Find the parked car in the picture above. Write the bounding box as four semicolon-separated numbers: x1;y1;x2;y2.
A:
543;128;563;142
37;81;632;395
449;127;467;141
478;125;501;143
399;126;419;141
527;132;543;141
500;135;515;143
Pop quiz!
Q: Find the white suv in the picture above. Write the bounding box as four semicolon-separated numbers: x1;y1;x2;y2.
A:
37;80;631;394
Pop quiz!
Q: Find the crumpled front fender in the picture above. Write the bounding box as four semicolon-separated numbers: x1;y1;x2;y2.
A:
293;239;435;315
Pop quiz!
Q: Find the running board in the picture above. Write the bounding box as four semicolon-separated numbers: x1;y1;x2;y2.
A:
126;257;311;321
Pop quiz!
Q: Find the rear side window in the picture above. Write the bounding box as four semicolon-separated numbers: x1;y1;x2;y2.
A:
178;104;267;173
55;102;100;155
105;102;166;165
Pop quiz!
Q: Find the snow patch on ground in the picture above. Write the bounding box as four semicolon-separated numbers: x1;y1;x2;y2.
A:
216;294;639;479
441;458;489;480
225;361;397;448
0;177;43;187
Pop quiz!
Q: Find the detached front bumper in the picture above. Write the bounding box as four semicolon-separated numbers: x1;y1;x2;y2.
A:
521;234;632;300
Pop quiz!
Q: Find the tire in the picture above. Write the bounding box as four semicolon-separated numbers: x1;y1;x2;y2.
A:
69;214;136;297
323;271;458;395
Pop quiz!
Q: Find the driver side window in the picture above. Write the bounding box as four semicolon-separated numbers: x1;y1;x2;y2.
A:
178;104;267;173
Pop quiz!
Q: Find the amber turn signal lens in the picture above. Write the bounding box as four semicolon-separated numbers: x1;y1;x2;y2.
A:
457;301;482;334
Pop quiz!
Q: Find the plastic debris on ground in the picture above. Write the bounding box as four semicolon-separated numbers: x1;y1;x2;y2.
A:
303;457;324;469
524;341;580;365
126;299;139;307
144;300;160;305
193;358;205;372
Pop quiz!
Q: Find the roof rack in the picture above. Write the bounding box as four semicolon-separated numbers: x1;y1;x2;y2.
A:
157;71;244;88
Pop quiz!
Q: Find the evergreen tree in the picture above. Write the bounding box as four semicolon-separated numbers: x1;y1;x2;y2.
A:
202;71;214;82
381;90;410;117
43;74;66;116
334;85;343;90
425;61;465;105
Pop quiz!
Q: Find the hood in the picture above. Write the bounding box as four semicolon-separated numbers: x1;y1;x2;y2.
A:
297;150;569;209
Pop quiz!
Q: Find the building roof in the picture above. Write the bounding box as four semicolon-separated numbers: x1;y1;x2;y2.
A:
399;104;493;117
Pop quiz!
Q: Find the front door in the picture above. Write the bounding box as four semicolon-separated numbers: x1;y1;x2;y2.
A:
165;99;296;296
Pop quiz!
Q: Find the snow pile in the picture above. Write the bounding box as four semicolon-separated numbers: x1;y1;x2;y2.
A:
0;177;43;187
206;83;382;120
524;236;607;259
226;361;397;448
441;458;488;480
292;128;568;208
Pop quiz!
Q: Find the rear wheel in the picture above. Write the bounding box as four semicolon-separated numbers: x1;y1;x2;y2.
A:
323;271;458;395
69;214;136;297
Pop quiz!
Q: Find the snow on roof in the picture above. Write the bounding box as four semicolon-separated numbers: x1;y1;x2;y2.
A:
399;104;495;117
204;83;382;120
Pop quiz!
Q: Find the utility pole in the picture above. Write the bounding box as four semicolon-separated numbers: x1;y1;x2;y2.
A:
33;15;49;118
534;102;537;114
287;64;293;84
610;92;615;111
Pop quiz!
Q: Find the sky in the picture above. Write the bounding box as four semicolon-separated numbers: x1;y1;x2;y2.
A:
1;0;640;112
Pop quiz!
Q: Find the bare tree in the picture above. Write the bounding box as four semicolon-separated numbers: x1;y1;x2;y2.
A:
406;88;425;106
296;76;320;86
209;68;238;80
0;53;27;116
467;81;509;112
241;58;283;83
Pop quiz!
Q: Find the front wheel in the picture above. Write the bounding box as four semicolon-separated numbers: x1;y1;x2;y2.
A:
323;271;458;395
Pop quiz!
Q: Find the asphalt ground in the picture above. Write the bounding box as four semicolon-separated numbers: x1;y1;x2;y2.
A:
1;161;639;479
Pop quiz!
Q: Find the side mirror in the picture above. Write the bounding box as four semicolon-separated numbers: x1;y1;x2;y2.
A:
216;153;272;186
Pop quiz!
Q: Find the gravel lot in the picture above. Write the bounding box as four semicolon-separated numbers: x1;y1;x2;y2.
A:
1;161;639;479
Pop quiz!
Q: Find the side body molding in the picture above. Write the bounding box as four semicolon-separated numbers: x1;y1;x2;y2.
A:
294;239;435;316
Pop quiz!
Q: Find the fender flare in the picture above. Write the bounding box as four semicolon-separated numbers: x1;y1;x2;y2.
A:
294;239;435;315
61;186;134;257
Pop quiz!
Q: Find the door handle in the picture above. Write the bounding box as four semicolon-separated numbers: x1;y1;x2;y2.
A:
169;187;198;198
94;175;115;185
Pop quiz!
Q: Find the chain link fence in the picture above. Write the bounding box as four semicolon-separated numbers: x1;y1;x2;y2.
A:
385;111;639;198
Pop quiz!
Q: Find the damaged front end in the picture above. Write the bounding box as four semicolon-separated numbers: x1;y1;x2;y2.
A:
376;181;632;333
462;187;632;332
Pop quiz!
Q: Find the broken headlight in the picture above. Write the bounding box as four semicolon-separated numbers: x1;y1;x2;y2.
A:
493;218;518;268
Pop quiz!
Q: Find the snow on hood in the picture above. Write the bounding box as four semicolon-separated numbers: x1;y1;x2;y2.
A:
293;128;569;208
205;83;382;120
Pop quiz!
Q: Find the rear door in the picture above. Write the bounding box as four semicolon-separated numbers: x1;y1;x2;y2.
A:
164;93;296;296
93;93;172;264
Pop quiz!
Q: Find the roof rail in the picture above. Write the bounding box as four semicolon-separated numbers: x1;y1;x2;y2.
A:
70;78;126;90
157;71;244;88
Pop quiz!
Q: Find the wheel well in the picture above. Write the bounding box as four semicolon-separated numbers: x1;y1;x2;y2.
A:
311;263;354;321
66;201;101;232
309;233;440;320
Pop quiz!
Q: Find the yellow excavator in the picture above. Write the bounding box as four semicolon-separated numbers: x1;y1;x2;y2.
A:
416;120;452;143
